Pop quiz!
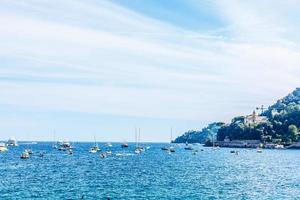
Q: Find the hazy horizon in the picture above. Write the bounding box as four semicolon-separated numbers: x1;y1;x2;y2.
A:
1;1;300;142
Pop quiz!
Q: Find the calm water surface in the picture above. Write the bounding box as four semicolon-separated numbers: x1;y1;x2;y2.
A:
0;142;299;199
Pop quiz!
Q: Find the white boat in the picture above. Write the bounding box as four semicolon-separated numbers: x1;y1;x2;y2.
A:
134;148;141;154
134;128;144;154
20;151;30;159
275;144;284;149
99;152;107;158
257;148;263;153
0;143;8;152
89;136;100;153
162;128;175;153
7;137;18;146
105;143;113;147
25;149;33;155
106;150;112;155
58;140;72;151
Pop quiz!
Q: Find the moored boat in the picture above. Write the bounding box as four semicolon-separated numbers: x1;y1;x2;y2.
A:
0;143;8;152
58;141;72;151
121;143;128;148
20;151;30;159
7;137;18;146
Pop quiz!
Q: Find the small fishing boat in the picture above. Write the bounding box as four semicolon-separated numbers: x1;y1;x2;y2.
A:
20;151;30;159
0;143;8;152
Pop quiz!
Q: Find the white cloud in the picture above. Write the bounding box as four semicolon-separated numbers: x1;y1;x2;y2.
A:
0;0;300;126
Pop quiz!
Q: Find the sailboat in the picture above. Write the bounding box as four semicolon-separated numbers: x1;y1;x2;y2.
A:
169;128;175;153
135;128;145;154
52;130;58;149
25;133;33;155
184;133;194;150
161;128;175;152
89;136;100;153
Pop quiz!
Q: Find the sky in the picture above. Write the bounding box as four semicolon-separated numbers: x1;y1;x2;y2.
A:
1;0;300;142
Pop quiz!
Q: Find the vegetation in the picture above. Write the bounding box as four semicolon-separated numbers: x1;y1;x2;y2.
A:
175;88;300;145
173;122;225;143
217;88;300;145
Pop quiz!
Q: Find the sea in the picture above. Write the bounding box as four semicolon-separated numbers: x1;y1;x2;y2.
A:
0;142;299;200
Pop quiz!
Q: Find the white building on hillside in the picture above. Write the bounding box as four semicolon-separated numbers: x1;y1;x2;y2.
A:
244;110;267;125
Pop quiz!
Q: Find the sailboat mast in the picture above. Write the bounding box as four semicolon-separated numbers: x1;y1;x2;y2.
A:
94;135;97;146
170;128;173;144
135;127;137;147
138;128;141;147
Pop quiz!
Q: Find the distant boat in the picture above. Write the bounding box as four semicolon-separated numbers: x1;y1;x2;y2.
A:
7;137;18;146
121;143;128;148
275;144;284;149
106;150;112;155
184;146;194;150
25;149;33;155
58;141;72;151
105;143;113;147
100;152;107;158
0;143;8;152
89;136;100;153
52;130;58;149
68;149;73;155
257;148;263;153
134;128;145;154
20;151;30;159
162;128;175;153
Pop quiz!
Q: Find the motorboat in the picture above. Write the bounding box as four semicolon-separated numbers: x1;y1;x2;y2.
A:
20;151;30;159
105;143;113;147
161;147;169;151
184;145;194;150
121;143;128;148
100;152;107;158
0;143;8;152
106;150;112;155
257;148;263;153
7;137;18;146
25;149;33;155
68;149;73;155
58;141;72;151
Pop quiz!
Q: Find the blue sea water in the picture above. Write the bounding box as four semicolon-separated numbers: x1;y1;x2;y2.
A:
0;142;299;200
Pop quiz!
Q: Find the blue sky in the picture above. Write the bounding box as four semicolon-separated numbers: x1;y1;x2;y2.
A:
1;0;300;142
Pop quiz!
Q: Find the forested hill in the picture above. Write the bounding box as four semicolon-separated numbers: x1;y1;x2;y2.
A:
173;122;224;143
217;88;300;145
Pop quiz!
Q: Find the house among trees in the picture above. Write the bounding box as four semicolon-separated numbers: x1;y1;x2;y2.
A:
244;110;267;125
